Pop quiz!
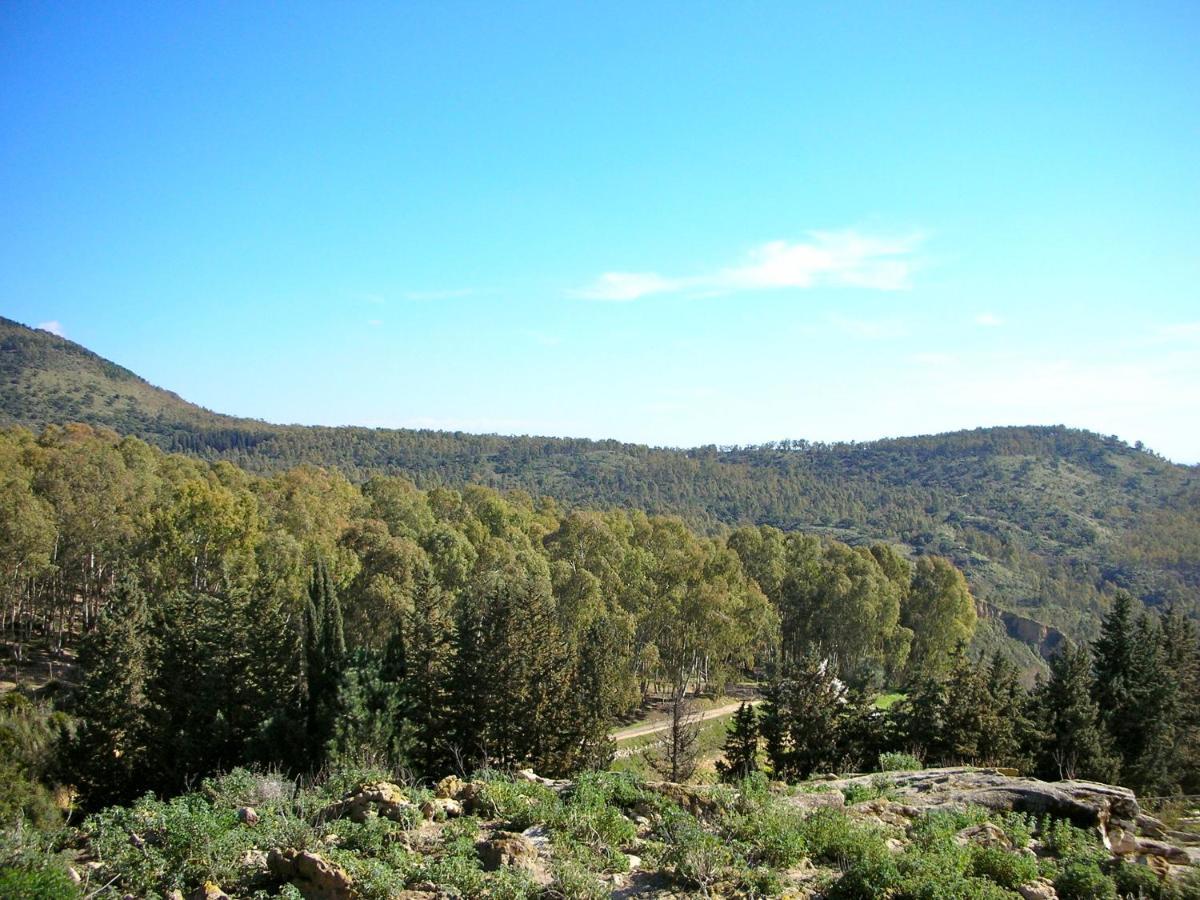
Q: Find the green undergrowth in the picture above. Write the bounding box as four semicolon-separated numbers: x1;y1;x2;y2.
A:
1;766;1199;898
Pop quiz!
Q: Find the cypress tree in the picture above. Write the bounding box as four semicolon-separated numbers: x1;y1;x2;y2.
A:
303;558;346;766
1091;591;1141;762
1035;644;1117;782
1161;608;1200;793
717;702;760;782
762;650;846;781
69;576;152;808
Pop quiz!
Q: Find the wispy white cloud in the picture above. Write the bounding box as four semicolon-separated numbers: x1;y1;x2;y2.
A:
36;320;65;337
574;229;925;301
975;312;1003;327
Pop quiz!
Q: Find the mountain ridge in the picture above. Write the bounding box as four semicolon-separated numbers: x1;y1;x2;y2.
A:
2;314;1197;642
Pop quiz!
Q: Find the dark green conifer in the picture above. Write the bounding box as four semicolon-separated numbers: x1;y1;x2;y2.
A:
1035;644;1117;782
69;576;151;808
717;702;760;782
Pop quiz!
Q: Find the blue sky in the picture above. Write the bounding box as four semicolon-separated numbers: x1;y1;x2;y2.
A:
2;2;1198;462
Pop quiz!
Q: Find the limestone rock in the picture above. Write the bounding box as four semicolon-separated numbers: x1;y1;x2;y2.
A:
786;790;845;812
477;831;539;871
421;797;463;820
1134;838;1192;865
236;805;259;825
435;775;464;799
1016;879;1057;900
267;848;355;900
954;822;1014;851
323;781;415;823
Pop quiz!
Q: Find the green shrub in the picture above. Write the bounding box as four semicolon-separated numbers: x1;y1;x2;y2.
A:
968;844;1039;888
878;751;923;772
795;808;890;868
0;864;80;900
659;809;735;890
719;801;807;868
1040;818;1108;865
1054;859;1117;900
549;857;609;900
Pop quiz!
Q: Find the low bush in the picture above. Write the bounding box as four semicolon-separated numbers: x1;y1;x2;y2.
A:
878;751;923;772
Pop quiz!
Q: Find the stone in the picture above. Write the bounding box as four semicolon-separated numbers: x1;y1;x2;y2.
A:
67;866;81;884
785;790;845;811
239;848;269;870
1133;839;1192;865
954;822;1013;851
1105;825;1139;856
189;884;231;900
268;848;356;900
477;831;539;872
1137;813;1168;839
421;797;463;820
323;781;415;823
435;775;465;799
236;805;259;825
1016;879;1057;900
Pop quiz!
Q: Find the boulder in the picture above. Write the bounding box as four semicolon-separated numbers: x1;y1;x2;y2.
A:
1134;839;1192;865
1016;880;1057;900
236;806;259;826
267;848;355;900
477;831;539;871
435;775;465;800
323;781;415;823
954;822;1014;851
420;797;463;820
786;790;845;811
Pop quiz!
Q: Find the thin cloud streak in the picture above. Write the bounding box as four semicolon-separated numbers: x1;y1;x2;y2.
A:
574;229;925;301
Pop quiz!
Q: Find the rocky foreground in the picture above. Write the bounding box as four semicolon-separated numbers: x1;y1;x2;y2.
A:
68;766;1200;899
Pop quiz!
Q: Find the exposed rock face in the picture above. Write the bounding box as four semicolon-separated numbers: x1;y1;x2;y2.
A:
267;848;355;900
784;790;846;811
476;831;539;871
823;767;1140;832
322;781;415;823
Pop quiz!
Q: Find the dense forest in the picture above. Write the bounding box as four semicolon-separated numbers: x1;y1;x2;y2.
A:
3;316;1198;650
1;425;1198;897
1;423;983;803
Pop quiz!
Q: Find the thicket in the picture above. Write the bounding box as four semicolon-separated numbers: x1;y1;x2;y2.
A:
0;425;977;813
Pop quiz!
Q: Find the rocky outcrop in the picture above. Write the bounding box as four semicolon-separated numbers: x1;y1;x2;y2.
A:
977;601;1068;661
322;781;416;824
476;831;539;871
267;848;355;900
823;767;1140;832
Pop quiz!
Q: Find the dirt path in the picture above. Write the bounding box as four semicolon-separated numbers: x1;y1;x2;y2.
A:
611;699;761;743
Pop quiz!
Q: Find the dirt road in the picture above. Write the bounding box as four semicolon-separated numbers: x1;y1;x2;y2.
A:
611;699;761;743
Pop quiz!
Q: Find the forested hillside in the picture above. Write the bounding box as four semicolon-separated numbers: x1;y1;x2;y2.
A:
2;316;1197;642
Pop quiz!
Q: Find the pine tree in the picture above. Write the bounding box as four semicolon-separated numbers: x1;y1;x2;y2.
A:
716;702;760;782
762;651;847;781
1091;592;1177;792
69;576;152;808
1091;592;1140;748
1161;607;1200;793
398;567;455;775
1035;644;1117;782
303;558;347;766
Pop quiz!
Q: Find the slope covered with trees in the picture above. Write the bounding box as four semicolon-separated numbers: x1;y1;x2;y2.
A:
2;315;1197;646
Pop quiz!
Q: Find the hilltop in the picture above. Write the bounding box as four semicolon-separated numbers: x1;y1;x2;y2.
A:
2;315;1197;643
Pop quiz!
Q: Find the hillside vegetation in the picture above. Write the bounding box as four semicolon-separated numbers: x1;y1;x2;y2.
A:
2;315;1197;642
